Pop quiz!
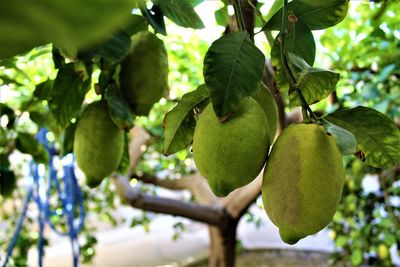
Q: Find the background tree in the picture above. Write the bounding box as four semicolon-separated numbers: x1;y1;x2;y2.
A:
0;1;399;267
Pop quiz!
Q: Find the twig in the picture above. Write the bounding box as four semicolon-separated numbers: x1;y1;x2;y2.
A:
232;0;246;32
279;0;317;122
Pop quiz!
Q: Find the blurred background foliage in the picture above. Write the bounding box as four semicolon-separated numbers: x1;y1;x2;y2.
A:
0;1;399;266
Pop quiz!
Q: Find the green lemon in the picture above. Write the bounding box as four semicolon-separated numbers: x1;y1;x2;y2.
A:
119;31;168;116
192;98;271;197
351;159;364;175
251;84;278;143
377;244;389;260
347;178;355;191
262;123;345;244
73;101;124;187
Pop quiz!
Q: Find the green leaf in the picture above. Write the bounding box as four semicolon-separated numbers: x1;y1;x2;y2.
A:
273;19;315;65
215;7;230;26
61;121;77;157
163;84;209;155
325;107;400;168
156;0;204;29
0;103;15;128
188;0;204;7
350;249;363;266
0;167;16;198
33;79;54;100
287;52;339;104
335;235;348;247
141;6;167;35
15;132;49;164
56;44;78;62
96;15;148;64
52;47;65;70
122;15;149;36
28;103;61;136
0;75;24;86
0;129;8;147
0;0;135;59
321;119;357;155
0;103;14;116
264;0;284;25
264;0;349;31
376;63;396;83
203;32;265;120
116;133;130;174
104;83;135;130
0;153;10;169
270;19;315;89
98;31;131;64
48;64;89;127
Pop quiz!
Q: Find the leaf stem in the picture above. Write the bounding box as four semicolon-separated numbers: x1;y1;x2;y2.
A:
247;0;275;47
279;0;317;122
233;0;246;32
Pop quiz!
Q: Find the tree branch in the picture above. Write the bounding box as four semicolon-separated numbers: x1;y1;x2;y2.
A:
128;125;151;176
112;175;225;226
128;125;218;206
132;172;219;205
227;0;257;39
132;172;187;190
373;0;389;21
240;0;257;39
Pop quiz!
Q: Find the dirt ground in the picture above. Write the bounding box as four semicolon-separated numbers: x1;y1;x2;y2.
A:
188;249;332;267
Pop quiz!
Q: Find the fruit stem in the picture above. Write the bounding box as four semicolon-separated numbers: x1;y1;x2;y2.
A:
233;0;246;32
301;107;309;123
279;0;318;123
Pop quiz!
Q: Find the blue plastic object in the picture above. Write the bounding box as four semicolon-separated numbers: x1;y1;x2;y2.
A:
1;129;85;267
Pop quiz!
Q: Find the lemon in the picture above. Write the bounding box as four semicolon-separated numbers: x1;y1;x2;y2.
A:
377;244;389;260
193;98;271;197
73;101;124;187
262;123;345;244
120;31;168;116
251;84;278;143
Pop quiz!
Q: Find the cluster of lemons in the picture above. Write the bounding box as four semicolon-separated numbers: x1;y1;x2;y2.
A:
74;31;168;187
193;86;344;244
73;31;344;245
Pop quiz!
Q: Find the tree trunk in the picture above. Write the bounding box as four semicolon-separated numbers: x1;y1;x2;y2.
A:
208;215;239;267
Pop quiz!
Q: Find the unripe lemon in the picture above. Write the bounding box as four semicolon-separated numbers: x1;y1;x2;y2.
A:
192;98;271;197
262;123;345;244
252;84;278;143
377;244;389;260
347;178;355;191
351;160;364;175
120;31;168;116
74;101;124;187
